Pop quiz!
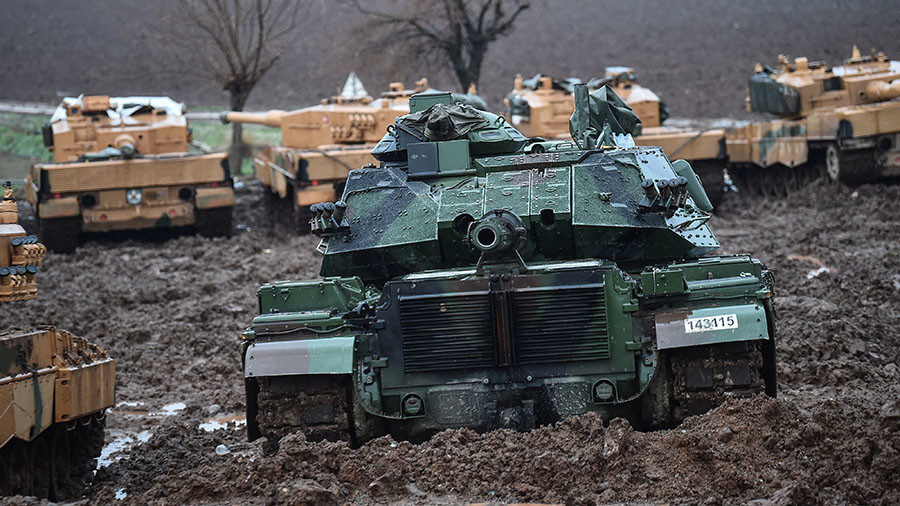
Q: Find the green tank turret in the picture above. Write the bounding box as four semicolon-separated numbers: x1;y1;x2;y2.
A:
241;86;777;448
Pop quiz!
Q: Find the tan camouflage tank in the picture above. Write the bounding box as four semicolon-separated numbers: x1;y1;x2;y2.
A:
1;182;115;499
26;95;235;252
727;46;900;196
222;73;487;232
504;68;728;206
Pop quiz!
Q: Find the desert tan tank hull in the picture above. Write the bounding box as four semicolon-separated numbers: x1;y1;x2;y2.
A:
0;328;115;447
253;145;377;231
25;152;234;251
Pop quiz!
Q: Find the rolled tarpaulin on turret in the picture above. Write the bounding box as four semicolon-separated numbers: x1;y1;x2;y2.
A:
569;84;642;150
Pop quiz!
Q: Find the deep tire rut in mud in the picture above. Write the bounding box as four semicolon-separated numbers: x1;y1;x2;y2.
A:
2;179;899;505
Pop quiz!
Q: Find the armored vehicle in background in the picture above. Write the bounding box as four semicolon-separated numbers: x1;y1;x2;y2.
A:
25;95;234;252
1;182;115;499
727;47;900;195
223;74;486;232
504;68;728;206
240;87;777;448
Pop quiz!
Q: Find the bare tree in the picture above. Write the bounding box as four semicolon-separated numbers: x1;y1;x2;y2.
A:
155;0;307;170
347;0;530;92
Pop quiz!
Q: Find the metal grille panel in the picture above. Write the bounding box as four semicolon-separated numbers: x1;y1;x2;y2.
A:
512;286;609;364
400;293;495;372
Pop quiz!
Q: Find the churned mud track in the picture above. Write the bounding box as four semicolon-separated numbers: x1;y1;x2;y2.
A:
3;180;899;504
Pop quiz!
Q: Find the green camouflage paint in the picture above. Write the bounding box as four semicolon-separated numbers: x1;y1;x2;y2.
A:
242;87;776;438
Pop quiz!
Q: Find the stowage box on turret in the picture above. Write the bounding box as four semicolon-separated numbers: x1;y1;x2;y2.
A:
240;87;777;447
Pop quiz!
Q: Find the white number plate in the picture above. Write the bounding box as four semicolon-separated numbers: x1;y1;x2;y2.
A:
684;314;738;333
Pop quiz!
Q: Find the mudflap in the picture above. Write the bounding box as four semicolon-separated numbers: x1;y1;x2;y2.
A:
196;205;233;237
244;377;261;442
39;216;81;254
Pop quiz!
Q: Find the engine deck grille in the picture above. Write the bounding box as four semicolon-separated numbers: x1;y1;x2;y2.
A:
394;271;611;373
512;286;609;364
399;292;495;372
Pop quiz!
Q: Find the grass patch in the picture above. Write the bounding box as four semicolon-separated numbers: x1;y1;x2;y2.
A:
0;112;282;178
0;113;53;161
190;120;282;152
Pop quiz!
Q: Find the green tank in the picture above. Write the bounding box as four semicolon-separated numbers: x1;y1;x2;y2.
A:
241;85;777;447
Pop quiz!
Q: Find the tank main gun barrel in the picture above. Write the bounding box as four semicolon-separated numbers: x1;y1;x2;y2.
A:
865;79;900;102
220;110;286;127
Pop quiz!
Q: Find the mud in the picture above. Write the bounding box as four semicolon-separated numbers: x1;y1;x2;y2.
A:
3;179;899;504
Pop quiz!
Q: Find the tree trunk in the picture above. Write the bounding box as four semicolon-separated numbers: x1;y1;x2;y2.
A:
228;90;250;176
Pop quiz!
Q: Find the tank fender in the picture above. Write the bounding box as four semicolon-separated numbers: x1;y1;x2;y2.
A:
195;186;235;209
654;303;769;350
37;196;79;218
243;337;355;378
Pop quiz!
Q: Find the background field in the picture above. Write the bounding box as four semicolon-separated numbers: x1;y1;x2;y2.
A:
2;0;899;117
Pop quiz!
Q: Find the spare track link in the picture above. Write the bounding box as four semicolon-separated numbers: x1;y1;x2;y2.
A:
0;411;106;500
256;374;352;451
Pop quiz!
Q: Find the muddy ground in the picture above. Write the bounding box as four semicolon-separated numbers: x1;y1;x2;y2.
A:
2;178;898;505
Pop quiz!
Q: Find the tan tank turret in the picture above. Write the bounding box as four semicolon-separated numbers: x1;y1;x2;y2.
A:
221;73;486;232
25;95;235;252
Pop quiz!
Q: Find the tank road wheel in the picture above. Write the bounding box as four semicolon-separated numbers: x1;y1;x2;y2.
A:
196;206;234;238
256;374;353;453
39;216;81;254
826;144;876;186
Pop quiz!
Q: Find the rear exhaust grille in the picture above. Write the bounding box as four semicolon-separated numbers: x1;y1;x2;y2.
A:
512;286;609;364
400;292;495;372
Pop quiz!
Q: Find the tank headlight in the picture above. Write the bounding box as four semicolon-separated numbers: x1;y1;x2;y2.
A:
126;188;142;205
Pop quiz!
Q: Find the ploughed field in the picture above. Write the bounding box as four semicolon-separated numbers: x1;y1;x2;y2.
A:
2;179;899;505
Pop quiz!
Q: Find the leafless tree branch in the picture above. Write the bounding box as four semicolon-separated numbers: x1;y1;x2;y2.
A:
344;0;529;91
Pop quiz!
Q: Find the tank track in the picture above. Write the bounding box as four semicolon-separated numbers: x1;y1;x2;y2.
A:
263;185;313;235
826;146;877;186
196;206;234;238
642;340;771;428
0;411;106;500
38;216;81;254
669;341;766;420
728;163;823;199
255;375;353;452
